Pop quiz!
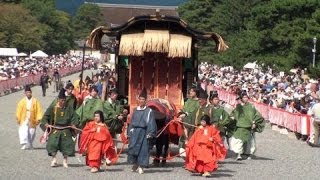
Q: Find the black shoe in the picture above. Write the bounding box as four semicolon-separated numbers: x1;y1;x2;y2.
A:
161;161;166;167
307;141;317;147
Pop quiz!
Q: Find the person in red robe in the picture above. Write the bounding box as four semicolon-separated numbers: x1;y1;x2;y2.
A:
79;110;117;173
185;115;226;177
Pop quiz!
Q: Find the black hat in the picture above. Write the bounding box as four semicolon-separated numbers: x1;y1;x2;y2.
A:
65;82;74;89
198;89;208;99
24;85;31;92
89;85;99;93
209;90;218;100
139;87;147;99
110;88;119;94
239;90;248;99
58;88;66;99
200;115;211;125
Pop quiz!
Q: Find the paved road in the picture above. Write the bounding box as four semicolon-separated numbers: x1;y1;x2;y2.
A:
1;70;319;180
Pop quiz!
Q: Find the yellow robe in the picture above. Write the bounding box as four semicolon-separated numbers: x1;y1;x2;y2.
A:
16;97;43;128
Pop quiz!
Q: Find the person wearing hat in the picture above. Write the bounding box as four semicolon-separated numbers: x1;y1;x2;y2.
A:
52;68;61;93
177;87;200;156
40;88;79;168
209;91;233;140
191;89;214;133
49;83;78;110
104;88;127;138
16;85;43;149
65;83;78;110
76;85;104;129
185;115;226;177
40;70;50;97
229;91;265;160
127;88;157;174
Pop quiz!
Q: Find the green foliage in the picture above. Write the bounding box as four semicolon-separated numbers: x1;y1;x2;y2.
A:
0;1;104;55
0;3;45;52
179;0;320;75
21;0;74;55
72;3;105;40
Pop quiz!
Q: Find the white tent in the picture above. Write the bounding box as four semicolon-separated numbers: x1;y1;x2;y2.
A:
289;68;298;73
17;52;27;57
0;48;18;56
31;50;48;58
243;62;258;69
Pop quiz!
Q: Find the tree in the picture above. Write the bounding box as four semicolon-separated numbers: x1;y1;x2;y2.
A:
0;3;45;52
178;0;320;73
72;3;105;40
22;0;74;54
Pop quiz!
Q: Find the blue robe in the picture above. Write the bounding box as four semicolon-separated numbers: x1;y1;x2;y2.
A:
127;107;157;167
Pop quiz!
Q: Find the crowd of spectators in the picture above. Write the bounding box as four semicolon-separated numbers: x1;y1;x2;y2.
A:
0;55;97;81
198;62;320;115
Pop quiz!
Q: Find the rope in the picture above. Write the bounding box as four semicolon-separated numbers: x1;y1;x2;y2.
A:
47;125;83;132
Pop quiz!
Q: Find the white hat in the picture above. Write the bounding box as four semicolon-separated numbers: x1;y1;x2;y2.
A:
310;79;318;84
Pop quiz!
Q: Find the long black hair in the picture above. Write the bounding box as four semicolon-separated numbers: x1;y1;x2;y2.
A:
200;115;211;125
94;110;104;122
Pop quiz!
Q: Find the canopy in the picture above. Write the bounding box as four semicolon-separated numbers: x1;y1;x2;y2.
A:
17;52;27;57
31;50;48;57
289;69;298;73
243;62;258;69
0;48;18;56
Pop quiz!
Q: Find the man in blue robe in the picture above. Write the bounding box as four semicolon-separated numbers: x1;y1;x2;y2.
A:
127;88;157;174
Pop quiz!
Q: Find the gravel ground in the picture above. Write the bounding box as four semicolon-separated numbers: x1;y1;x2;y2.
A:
1;70;319;180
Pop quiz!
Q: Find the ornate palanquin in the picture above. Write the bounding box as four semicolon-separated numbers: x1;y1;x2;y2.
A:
88;13;228;112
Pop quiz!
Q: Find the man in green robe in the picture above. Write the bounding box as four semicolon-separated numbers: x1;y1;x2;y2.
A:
103;88;126;138
178;87;199;155
40;89;79;168
229;91;265;160
76;85;104;128
209;91;233;138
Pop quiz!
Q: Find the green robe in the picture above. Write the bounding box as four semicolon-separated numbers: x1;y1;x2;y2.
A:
182;98;200;125
40;102;79;157
211;105;233;137
76;97;104;129
179;98;199;148
231;103;265;143
103;99;125;136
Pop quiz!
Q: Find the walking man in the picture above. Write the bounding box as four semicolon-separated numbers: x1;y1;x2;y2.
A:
16;85;43;149
127;88;157;174
229;91;265;160
40;89;79;168
52;68;61;93
40;70;50;97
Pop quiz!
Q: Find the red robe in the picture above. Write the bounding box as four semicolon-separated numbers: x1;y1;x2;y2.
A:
185;125;226;173
79;121;117;168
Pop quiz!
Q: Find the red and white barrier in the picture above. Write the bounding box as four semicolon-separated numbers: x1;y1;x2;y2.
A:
213;87;311;136
0;66;82;94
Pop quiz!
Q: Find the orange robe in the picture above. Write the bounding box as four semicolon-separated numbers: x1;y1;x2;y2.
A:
79;121;117;168
185;125;226;173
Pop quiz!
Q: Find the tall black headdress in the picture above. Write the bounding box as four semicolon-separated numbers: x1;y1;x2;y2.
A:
58;88;66;99
209;90;218;100
139;87;147;99
24;85;32;92
198;88;208;99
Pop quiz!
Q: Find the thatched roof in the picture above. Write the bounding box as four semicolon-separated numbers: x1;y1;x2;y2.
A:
118;30;192;57
87;14;228;57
